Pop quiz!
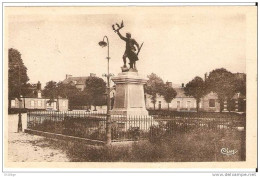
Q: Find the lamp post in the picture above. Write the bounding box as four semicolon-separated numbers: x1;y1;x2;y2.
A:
99;36;113;145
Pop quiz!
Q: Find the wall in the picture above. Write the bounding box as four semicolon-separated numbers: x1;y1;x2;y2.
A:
58;99;69;111
8;113;28;132
10;98;69;111
145;92;221;112
145;94;197;111
201;92;220;112
24;98;46;109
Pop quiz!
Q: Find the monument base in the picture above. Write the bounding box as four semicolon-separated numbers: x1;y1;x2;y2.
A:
110;114;158;131
111;71;148;117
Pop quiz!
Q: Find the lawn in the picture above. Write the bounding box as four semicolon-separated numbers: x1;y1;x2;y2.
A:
44;128;244;162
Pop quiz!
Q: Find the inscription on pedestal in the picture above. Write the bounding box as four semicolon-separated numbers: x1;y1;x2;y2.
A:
111;71;148;116
129;84;143;108
114;84;126;108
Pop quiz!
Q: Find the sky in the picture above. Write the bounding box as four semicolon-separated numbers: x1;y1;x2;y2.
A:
7;6;247;87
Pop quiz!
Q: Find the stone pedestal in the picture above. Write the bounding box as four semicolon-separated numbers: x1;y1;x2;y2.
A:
111;71;148;116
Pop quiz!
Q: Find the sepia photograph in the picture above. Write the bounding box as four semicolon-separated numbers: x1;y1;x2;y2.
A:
3;3;257;171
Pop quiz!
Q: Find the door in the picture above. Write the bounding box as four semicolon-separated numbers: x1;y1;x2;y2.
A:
187;101;191;111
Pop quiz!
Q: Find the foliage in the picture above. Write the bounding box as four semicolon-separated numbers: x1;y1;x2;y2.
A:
144;73;165;110
184;76;206;112
45;128;243;162
42;81;58;103
84;76;106;107
56;82;80;98
43;81;88;108
233;75;246;96
162;85;177;110
206;68;243;112
148;110;245;118
8;48;31;99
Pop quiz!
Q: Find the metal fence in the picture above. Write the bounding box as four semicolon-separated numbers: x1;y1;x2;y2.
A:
27;111;246;142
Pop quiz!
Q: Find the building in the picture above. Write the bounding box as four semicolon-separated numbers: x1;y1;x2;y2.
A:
10;97;69;111
200;91;220;112
145;84;198;111
145;82;221;112
10;81;69;111
62;74;88;91
62;73;96;91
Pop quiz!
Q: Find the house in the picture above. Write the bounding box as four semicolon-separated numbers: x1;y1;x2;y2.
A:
145;82;221;112
62;73;96;91
10;97;69;111
145;83;197;111
10;81;69;111
200;91;220;112
145;71;246;112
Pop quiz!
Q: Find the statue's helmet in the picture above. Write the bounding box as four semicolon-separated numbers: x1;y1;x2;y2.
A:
126;32;131;38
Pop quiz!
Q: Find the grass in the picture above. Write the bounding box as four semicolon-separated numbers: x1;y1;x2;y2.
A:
148;110;246;118
43;128;244;162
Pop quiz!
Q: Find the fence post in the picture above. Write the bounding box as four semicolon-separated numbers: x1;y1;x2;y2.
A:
106;112;112;145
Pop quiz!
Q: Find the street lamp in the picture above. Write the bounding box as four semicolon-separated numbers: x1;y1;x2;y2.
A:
99;36;113;145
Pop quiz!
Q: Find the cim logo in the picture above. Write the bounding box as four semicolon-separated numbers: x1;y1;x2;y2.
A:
221;148;238;156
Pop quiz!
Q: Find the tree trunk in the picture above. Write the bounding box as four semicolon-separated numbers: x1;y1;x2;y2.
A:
57;97;59;111
220;100;223;113
196;99;199;113
23;97;26;108
153;103;155;110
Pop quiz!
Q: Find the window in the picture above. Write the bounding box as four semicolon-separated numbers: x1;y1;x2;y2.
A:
31;100;35;107
209;99;215;108
177;101;181;108
37;100;42;106
187;101;191;108
11;100;16;107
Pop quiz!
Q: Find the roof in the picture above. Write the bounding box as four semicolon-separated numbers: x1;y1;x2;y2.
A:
173;87;193;98
63;77;88;85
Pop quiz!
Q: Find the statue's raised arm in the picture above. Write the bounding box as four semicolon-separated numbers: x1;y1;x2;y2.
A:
116;30;127;42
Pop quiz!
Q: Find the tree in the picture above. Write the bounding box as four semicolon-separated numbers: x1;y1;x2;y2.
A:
144;73;165;110
84;76;106;110
234;74;246;96
162;85;177;111
8;48;30;104
56;82;80;99
206;68;237;112
42;81;58;105
184;76;206;112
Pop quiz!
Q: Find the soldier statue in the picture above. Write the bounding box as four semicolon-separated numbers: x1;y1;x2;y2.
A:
113;21;143;71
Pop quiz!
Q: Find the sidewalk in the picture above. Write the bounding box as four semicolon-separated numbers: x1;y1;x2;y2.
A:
8;114;69;162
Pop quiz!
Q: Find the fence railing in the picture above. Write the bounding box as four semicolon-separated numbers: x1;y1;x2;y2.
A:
27;111;246;142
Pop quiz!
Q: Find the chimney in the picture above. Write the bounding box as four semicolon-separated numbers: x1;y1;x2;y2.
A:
166;81;172;87
66;74;72;79
90;73;96;77
204;73;208;81
182;83;184;88
37;81;41;90
37;90;42;98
